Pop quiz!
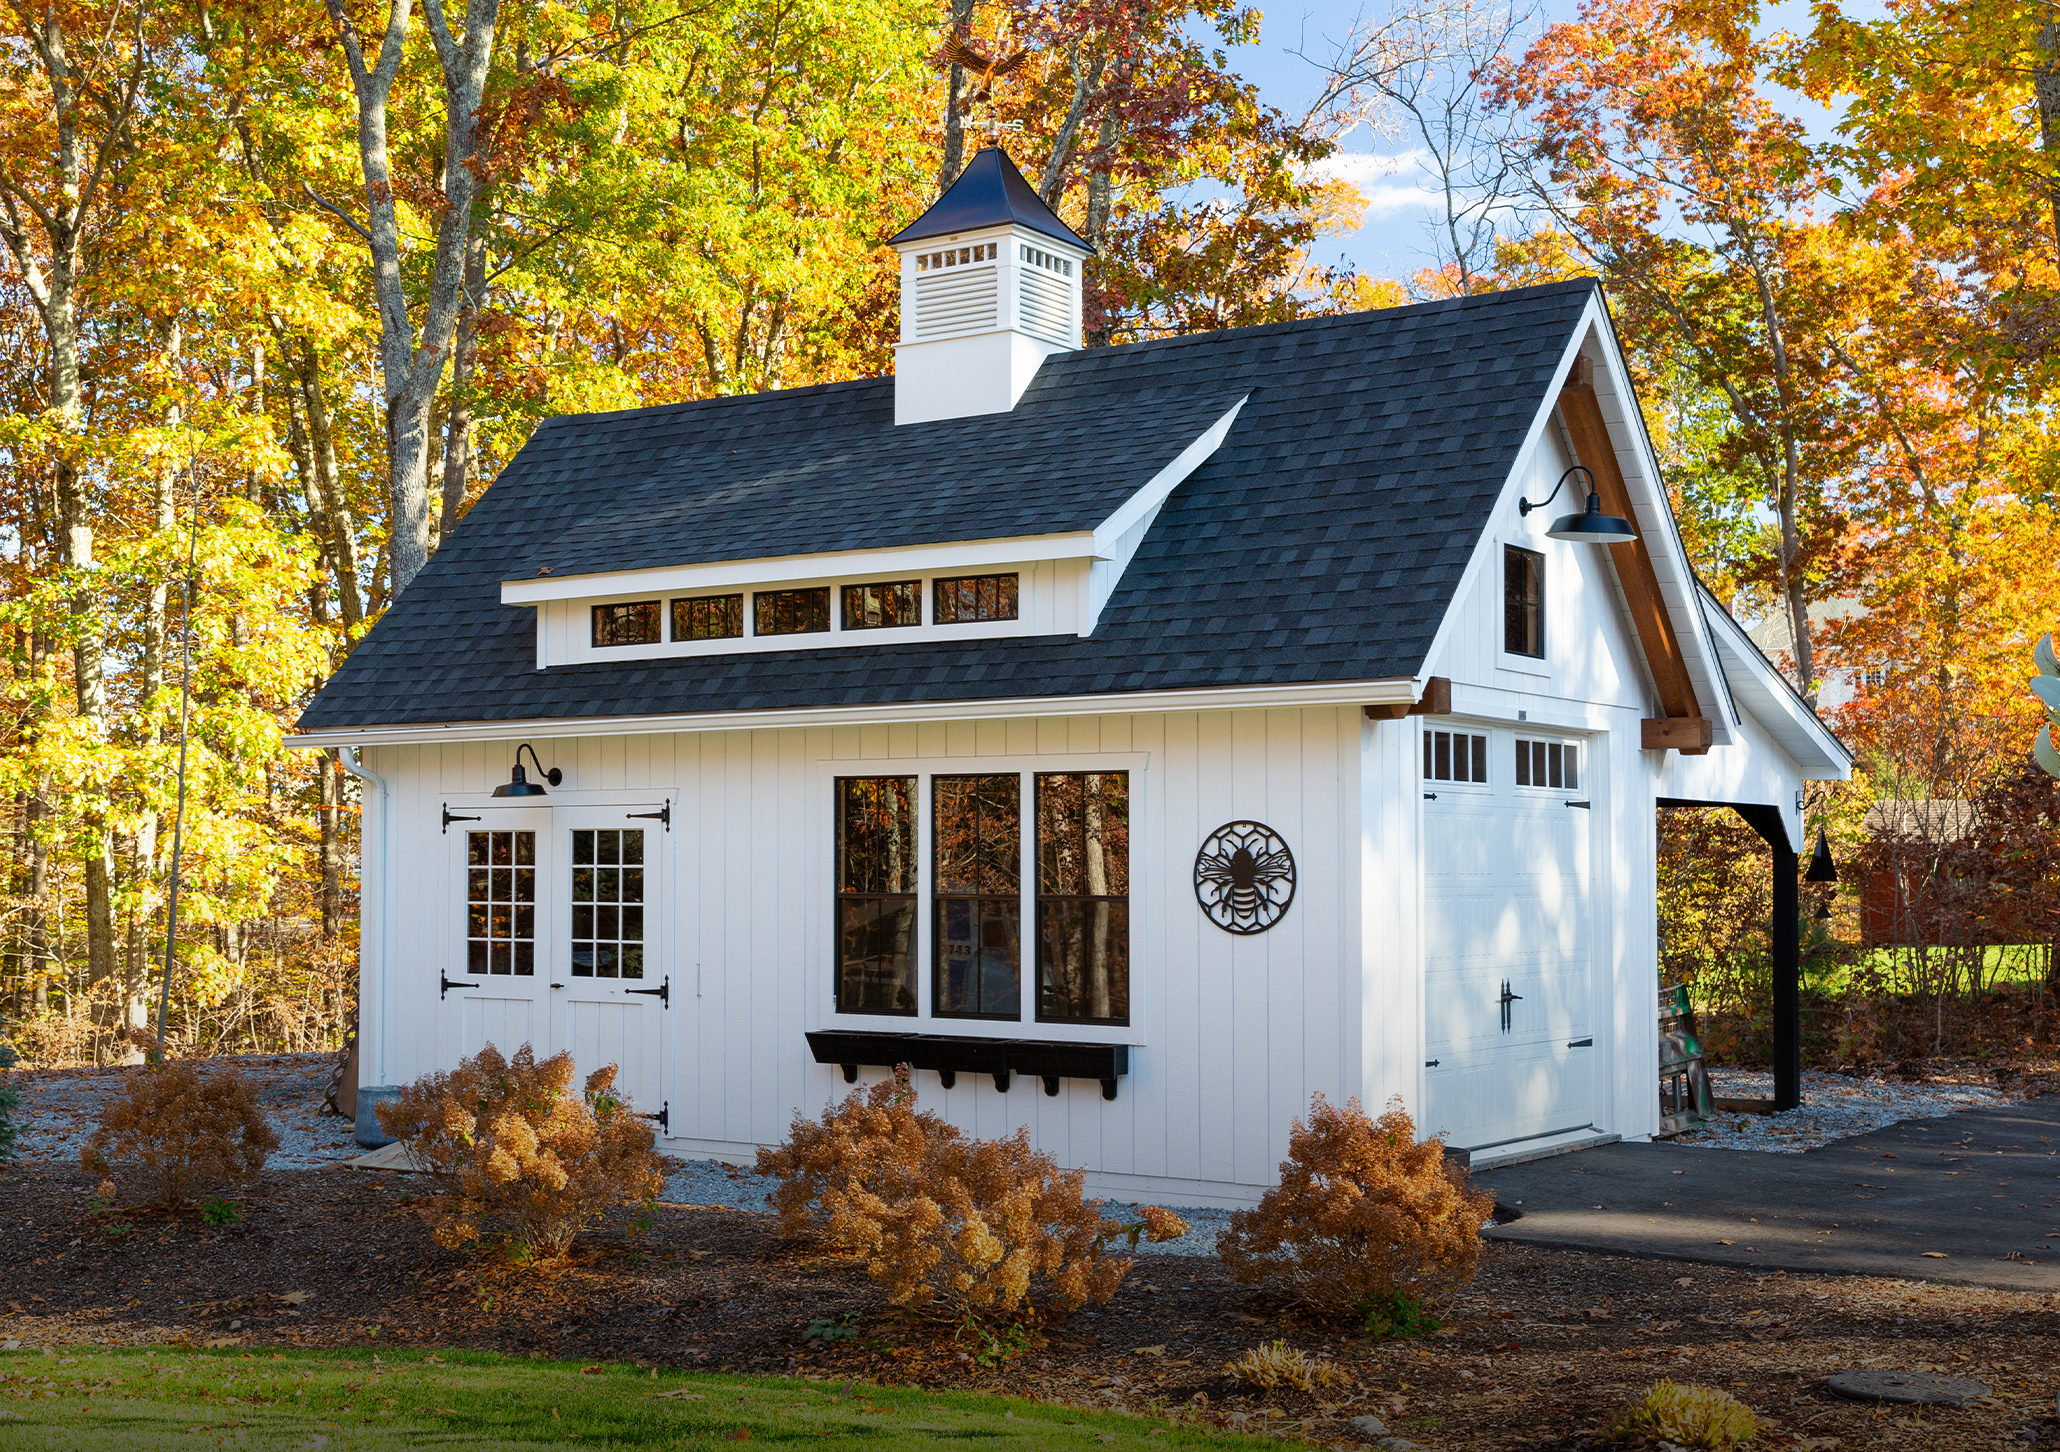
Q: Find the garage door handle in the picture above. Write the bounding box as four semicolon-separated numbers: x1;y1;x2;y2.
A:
1568;1038;1593;1048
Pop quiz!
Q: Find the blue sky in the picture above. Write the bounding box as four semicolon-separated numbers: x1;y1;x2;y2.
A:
1215;0;1862;282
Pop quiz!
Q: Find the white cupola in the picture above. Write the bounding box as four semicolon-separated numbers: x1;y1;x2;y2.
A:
888;146;1092;426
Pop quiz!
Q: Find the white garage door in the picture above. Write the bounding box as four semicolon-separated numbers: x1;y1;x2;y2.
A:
1420;727;1599;1154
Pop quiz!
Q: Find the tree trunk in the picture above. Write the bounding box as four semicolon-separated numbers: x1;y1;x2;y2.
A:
937;0;978;190
2036;12;2060;253
439;231;486;541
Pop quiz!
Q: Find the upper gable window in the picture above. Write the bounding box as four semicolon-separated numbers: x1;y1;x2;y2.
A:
843;580;922;631
935;574;1019;625
673;594;744;641
592;600;660;647
1504;545;1544;658
756;587;831;636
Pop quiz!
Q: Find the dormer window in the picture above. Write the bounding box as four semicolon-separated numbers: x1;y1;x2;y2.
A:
593;600;660;647
843;580;922;630
756;587;831;636
935;574;1018;624
673;594;743;641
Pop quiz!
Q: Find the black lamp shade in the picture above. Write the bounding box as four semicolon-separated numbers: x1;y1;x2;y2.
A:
1804;827;1838;883
1547;490;1638;544
493;764;549;798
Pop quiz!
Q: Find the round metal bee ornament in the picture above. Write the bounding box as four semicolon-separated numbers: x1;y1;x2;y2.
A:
1193;821;1295;934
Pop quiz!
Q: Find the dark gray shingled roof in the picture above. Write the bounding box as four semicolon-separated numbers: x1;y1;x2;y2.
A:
886;146;1089;252
298;280;1598;733
519;385;1246;584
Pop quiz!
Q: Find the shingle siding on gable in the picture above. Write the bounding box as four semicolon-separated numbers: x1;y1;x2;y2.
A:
298;280;1597;732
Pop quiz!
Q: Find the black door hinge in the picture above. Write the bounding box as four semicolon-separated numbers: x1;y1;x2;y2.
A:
1423;792;1437;801
1568;1038;1594;1048
1567;800;1591;809
638;1101;669;1134
1425;1059;1441;1068
627;802;671;831
442;804;481;834
625;975;669;1008
440;973;473;1000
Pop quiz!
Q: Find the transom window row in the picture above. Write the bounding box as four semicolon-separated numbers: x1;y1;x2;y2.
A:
1020;244;1074;276
592;574;1018;647
835;771;1129;1027
916;243;997;270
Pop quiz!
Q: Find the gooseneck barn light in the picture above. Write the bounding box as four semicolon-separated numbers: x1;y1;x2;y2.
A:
1518;464;1639;544
493;742;563;798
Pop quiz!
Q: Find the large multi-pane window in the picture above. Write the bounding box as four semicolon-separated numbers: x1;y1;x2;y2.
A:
466;831;536;976
672;594;743;640
1035;773;1130;1025
833;770;1130;1028
835;777;918;1014
571;829;645;978
933;775;1020;1018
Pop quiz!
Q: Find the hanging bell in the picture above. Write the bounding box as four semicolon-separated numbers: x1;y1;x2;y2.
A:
1804;826;1838;883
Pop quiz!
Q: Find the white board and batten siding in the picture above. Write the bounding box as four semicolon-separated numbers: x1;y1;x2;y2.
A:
361;705;1368;1207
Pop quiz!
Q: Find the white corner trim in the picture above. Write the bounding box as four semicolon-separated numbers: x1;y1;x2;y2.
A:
1091;395;1249;555
287;676;1419;750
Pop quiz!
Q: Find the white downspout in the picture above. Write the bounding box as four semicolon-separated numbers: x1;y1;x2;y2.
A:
337;747;389;1137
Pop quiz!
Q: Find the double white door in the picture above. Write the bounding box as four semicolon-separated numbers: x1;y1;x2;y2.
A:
1420;737;1597;1153
440;804;669;1130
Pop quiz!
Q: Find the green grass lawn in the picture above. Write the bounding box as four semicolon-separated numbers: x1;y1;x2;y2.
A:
0;1346;1290;1450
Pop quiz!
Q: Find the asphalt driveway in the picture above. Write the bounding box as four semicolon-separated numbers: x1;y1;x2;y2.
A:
1479;1096;2060;1292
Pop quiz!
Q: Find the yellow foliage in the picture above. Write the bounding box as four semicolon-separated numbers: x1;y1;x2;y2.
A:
80;1060;279;1206
1221;1340;1352;1392
1603;1382;1760;1449
377;1042;663;1262
1217;1095;1493;1314
756;1065;1184;1317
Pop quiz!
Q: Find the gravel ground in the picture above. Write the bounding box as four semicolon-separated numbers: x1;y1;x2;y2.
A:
11;1053;360;1172
1669;1067;2017;1152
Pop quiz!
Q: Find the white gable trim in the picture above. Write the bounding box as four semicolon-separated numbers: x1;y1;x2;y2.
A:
1700;592;1851;776
1417;291;1737;746
286;674;1421;750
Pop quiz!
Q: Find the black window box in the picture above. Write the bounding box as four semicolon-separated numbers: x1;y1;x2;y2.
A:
805;1031;1129;1100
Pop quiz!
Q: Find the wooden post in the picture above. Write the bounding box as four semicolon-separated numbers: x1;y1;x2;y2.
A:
1727;802;1801;1112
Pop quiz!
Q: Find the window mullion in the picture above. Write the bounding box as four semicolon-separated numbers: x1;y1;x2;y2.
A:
1018;769;1034;1028
916;772;933;1025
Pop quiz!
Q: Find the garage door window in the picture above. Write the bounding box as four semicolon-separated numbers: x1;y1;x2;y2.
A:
1424;729;1488;784
1515;737;1578;790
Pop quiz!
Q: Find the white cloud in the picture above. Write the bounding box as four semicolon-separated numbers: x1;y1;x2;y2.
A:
1305;148;1447;219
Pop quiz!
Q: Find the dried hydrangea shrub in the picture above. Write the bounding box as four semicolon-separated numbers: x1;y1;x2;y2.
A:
1216;1094;1493;1315
1222;1339;1353;1392
756;1065;1186;1316
80;1060;279;1206
377;1042;664;1261
1603;1381;1759;1448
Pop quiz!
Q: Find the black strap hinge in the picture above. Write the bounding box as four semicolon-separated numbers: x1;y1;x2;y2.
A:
638;1101;669;1134
1567;800;1592;809
625;975;669;1008
1568;1038;1594;1048
442;804;481;834
627;802;671;831
439;973;473;1000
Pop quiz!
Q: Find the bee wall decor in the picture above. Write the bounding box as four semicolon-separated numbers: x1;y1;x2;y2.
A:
1193;821;1295;934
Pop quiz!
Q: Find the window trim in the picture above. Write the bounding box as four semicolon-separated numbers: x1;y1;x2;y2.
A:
814;753;1147;1048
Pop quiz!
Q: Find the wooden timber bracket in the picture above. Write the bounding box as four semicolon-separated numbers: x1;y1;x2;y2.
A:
1363;676;1452;721
1557;381;1711;756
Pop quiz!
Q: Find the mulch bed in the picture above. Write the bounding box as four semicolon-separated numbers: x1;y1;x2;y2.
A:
2;1164;2056;1449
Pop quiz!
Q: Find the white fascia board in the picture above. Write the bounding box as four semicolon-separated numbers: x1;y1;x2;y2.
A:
1090;395;1249;555
502;533;1095;606
1701;594;1852;777
287;675;1419;750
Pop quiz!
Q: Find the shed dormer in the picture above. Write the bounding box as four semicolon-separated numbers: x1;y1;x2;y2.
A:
888;147;1091;426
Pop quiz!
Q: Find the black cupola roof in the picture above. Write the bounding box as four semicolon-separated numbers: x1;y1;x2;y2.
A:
887;146;1091;252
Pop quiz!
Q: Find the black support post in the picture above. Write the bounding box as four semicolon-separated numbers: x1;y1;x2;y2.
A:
1722;802;1801;1112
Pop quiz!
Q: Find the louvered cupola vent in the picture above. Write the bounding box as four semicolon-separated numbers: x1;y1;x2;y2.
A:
888;148;1091;426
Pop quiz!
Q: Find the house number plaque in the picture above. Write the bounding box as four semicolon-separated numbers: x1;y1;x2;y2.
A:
1193;821;1296;934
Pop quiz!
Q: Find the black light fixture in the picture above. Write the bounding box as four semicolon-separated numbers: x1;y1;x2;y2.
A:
493;742;563;798
1518;464;1639;544
1804;826;1838;883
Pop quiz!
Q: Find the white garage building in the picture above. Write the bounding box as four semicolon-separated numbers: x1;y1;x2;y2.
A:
294;149;1848;1203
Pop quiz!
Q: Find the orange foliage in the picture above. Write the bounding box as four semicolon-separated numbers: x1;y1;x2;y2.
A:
80;1061;279;1206
1217;1095;1493;1313
757;1066;1184;1316
377;1043;664;1261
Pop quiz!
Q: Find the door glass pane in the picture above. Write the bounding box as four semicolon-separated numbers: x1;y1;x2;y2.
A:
466;831;536;975
1035;773;1130;1025
835;777;916;1014
933;774;1020;1019
570;829;645;979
